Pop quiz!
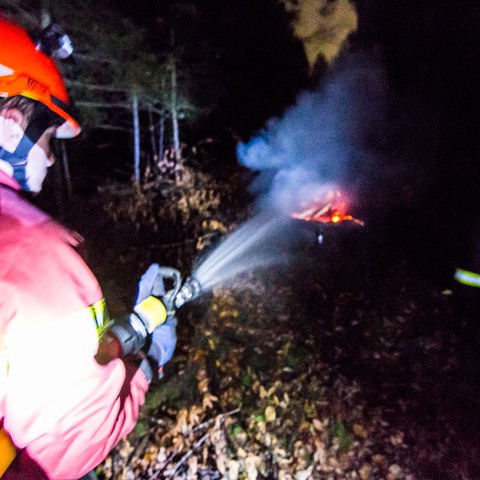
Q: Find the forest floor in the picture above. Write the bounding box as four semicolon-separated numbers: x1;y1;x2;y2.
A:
61;160;480;480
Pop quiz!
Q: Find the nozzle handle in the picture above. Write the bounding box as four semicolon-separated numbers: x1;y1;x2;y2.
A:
154;267;182;312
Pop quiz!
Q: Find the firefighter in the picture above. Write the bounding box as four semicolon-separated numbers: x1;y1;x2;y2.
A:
0;17;177;479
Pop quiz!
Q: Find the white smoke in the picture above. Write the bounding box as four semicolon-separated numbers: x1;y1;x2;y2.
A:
236;53;387;214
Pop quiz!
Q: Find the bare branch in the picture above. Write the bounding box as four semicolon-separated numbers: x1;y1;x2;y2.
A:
65;80;130;93
94;125;132;132
75;101;131;110
166;432;209;480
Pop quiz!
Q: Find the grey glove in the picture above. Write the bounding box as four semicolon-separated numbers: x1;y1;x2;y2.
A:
135;264;177;381
135;263;166;304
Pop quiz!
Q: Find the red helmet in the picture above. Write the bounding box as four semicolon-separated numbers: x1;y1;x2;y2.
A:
0;17;80;138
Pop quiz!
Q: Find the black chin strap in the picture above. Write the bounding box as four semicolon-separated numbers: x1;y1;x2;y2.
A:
23;102;58;147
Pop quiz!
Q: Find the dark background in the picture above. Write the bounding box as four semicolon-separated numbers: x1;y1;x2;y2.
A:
61;0;480;277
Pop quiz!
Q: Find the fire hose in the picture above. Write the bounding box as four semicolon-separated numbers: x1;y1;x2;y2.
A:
96;267;201;362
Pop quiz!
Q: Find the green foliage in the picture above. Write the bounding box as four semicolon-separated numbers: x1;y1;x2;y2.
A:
133;419;147;437
229;423;244;438
240;367;255;388
146;378;184;410
253;413;266;424
330;418;352;452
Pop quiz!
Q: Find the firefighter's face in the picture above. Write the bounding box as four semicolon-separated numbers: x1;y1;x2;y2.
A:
23;125;56;192
0;107;56;192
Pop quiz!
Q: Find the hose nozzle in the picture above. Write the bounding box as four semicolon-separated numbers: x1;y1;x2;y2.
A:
175;276;202;308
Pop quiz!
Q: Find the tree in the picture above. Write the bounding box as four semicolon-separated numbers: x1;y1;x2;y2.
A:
282;0;358;71
1;0;199;165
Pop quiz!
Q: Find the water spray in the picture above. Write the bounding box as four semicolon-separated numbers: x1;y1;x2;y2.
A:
98;213;286;362
191;213;285;291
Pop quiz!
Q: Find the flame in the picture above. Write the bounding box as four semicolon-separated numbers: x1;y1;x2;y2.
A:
292;190;364;225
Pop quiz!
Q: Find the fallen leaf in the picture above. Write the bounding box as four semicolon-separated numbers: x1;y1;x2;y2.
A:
294;465;313;480
227;460;240;480
203;392;218;410
312;419;324;431
265;405;276;422
353;423;368;439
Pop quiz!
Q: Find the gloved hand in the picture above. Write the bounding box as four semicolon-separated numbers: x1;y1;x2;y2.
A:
140;313;177;382
147;316;177;367
135;263;167;304
135;264;177;381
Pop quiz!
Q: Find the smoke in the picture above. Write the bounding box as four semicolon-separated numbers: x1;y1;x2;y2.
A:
236;53;387;214
191;54;388;291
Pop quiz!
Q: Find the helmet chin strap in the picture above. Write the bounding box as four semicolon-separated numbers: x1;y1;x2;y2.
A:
0;102;59;191
0;134;35;190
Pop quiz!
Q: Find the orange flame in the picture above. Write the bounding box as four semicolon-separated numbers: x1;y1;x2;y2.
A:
292;190;364;225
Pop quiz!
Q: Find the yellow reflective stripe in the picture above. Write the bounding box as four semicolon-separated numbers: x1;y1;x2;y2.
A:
0;427;16;477
89;298;106;329
454;268;480;288
88;298;110;338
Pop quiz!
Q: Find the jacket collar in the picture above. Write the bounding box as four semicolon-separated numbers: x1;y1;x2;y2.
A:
0;170;21;191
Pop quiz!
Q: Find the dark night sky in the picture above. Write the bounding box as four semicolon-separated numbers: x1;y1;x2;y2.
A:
354;1;480;266
118;1;479;137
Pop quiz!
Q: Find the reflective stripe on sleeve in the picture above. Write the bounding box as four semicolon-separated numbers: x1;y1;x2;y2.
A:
454;268;480;288
88;298;111;338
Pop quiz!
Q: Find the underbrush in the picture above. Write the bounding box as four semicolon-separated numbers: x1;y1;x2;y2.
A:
96;272;416;480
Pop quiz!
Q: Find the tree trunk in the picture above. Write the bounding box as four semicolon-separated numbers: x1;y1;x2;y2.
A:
132;92;140;184
158;112;165;161
60;140;72;201
148;105;157;162
170;57;180;161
